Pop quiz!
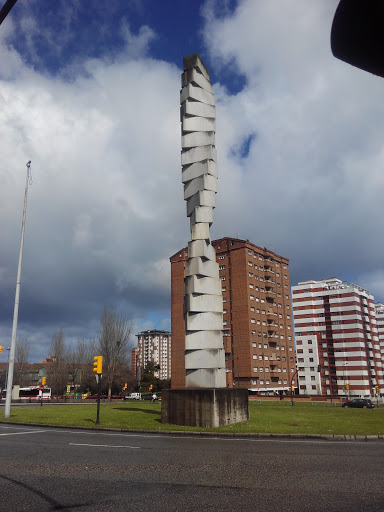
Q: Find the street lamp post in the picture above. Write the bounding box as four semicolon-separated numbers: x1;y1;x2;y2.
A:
4;161;32;419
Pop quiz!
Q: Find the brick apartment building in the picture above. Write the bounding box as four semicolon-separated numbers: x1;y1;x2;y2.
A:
135;330;171;381
170;237;296;394
131;348;139;379
292;278;384;397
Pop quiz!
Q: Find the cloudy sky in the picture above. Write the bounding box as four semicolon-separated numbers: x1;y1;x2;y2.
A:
1;0;384;362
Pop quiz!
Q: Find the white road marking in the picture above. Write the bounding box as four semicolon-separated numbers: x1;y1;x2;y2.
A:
70;443;140;449
0;430;47;436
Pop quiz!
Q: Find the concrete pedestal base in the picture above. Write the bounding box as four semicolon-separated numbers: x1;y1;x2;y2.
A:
161;388;249;428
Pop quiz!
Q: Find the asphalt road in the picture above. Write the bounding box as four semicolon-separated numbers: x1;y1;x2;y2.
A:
0;425;383;512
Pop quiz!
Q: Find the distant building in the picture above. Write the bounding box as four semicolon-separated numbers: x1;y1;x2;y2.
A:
131;348;139;379
170;237;296;394
374;303;384;365
292;278;384;397
135;330;171;381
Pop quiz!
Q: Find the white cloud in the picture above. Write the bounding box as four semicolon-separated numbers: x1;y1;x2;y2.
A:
0;24;184;357
202;0;384;300
2;0;384;362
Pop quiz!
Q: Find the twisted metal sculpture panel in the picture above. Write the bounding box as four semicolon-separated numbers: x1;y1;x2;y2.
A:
180;54;226;388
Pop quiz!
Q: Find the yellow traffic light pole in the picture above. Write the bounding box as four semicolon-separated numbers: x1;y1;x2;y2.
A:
93;356;103;425
40;376;46;407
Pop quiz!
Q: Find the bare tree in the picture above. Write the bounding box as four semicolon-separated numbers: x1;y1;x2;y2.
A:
66;338;95;393
47;329;68;395
97;306;134;397
13;338;30;385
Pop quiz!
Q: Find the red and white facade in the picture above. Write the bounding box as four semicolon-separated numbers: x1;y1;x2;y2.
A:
374;303;384;364
292;278;383;397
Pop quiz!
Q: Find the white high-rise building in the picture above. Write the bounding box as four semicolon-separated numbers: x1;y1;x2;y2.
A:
136;330;171;381
292;278;383;397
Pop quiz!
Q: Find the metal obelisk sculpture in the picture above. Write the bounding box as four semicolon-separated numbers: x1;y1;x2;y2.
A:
160;54;248;426
180;54;226;388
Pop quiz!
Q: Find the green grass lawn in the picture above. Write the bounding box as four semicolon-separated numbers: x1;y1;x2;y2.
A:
1;400;383;435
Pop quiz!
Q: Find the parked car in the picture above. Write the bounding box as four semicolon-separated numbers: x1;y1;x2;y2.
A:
142;393;159;401
342;398;374;409
124;393;141;401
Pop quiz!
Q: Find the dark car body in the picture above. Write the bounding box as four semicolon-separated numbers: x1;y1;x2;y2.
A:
342;398;374;409
142;394;159;401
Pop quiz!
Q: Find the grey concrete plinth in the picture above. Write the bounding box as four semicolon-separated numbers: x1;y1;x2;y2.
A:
161;388;249;428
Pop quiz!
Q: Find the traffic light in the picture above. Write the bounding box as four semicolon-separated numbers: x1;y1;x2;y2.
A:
0;345;3;354
375;385;379;393
345;383;349;390
149;384;153;391
93;356;103;374
123;383;127;391
317;365;321;372
42;377;46;386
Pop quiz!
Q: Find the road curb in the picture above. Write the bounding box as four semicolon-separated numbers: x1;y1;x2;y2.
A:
0;420;383;441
